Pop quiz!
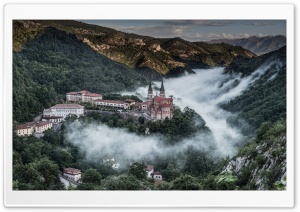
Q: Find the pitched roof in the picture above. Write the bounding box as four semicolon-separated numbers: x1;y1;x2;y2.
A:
43;116;63;119
146;165;154;171
63;168;81;175
153;96;173;103
153;171;161;175
51;104;84;109
94;99;125;104
17;121;51;130
153;96;163;103
124;99;136;102
35;121;52;127
66;90;102;97
17;124;33;130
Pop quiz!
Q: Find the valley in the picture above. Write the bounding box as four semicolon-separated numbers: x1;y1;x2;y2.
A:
12;20;287;191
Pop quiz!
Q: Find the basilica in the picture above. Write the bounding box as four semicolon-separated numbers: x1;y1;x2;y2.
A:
146;80;174;120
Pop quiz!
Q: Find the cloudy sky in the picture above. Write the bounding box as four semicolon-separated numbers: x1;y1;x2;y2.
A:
81;20;286;41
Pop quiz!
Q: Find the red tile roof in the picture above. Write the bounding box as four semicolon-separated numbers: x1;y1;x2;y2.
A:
153;171;161;175
153;96;173;103
17;121;52;129
161;103;170;107
51;104;84;109
66;90;102;97
153;96;163;103
94;99;125;104
146;165;154;171
124;99;136;102
43;116;63;119
63;168;81;175
35;121;52;127
17;124;33;130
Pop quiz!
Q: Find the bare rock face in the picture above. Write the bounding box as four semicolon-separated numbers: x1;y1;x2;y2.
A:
222;133;286;190
223;156;250;174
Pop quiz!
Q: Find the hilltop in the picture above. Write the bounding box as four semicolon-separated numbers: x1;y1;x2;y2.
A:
14;20;255;78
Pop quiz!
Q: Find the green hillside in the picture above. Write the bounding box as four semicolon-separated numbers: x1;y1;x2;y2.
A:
13;27;146;123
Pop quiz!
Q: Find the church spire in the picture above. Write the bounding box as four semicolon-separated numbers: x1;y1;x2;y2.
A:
148;81;153;94
147;81;153;102
159;79;166;98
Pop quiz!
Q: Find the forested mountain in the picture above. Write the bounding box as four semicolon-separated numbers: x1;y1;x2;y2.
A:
222;47;286;129
12;20;287;191
14;20;255;78
208;35;286;55
13;27;146;123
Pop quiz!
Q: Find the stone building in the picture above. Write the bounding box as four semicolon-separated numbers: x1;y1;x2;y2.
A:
146;80;174;120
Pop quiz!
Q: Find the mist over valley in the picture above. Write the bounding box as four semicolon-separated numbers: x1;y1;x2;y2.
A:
12;20;287;191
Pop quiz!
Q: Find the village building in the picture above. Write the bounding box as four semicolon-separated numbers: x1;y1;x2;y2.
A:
152;171;163;181
103;156;120;170
146;80;174;120
16;121;53;136
146;165;163;181
124;99;136;105
94;99;130;109
41;116;64;123
146;165;154;178
63;168;82;182
43;104;84;119
66;90;102;104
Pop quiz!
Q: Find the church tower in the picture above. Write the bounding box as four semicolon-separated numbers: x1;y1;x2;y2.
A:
147;81;153;106
159;79;166;98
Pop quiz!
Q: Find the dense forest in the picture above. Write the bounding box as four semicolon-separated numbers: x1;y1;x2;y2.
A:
223;47;286;130
13;27;146;123
13;107;286;190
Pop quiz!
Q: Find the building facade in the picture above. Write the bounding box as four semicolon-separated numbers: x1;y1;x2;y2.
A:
146;165;154;178
66;90;102;103
147;80;174;120
94;99;130;109
43;104;84;119
63;168;82;182
16;121;53;136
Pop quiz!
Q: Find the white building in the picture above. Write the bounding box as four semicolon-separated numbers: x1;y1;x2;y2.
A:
42;116;64;123
94;99;130;109
15;121;53;136
146;165;154;178
66;90;102;103
152;171;162;181
43;104;84;119
63;168;82;182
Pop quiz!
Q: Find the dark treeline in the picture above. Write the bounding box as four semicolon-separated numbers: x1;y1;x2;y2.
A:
13;27;146;123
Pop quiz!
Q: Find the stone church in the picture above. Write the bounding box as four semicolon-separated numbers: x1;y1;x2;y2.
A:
147;80;174;120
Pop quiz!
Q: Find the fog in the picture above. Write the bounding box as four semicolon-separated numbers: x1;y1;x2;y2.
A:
66;121;213;168
66;66;276;168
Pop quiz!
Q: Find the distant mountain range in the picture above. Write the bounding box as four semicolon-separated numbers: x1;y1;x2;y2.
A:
208;35;286;56
13;20;255;78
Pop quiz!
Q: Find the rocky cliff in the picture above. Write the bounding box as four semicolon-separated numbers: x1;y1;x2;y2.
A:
221;120;286;190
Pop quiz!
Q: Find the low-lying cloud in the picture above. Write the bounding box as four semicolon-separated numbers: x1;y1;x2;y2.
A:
66;65;282;169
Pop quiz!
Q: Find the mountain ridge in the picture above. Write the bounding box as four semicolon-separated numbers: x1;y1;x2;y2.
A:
208;35;286;56
13;20;256;78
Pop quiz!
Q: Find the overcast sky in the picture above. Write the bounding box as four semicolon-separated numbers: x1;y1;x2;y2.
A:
81;20;286;41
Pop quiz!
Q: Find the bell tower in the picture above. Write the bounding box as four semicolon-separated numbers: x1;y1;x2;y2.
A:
147;81;153;106
159;79;166;98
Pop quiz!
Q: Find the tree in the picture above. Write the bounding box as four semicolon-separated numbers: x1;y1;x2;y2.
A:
82;169;102;185
160;163;181;182
129;162;147;180
170;174;202;190
104;175;143;190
